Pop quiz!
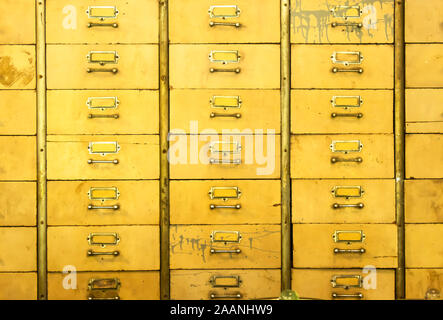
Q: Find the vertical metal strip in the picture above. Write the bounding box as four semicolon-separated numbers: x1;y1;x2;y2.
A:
394;0;406;300
36;0;47;300
159;0;170;300
281;0;291;291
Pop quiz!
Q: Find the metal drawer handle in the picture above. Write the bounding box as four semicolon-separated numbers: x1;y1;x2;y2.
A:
332;203;364;209
87;68;118;74
210;248;241;254
210;204;241;210
331;157;362;163
210;68;241;73
333;248;366;254
210;292;242;299
87;250;120;256
331;22;362;28
331;112;363;118
88;295;120;300
209;158;241;165
332;293;363;299
88;113;119;119
88;204;120;210
210;112;242;119
88;159;119;164
209;21;241;28
87;22;118;28
332;67;363;73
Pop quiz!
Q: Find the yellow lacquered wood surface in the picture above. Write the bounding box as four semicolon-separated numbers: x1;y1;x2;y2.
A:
0;0;35;44
0;227;36;271
0;273;37;300
0;182;36;226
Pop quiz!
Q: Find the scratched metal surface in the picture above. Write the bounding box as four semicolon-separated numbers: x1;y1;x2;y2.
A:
291;0;394;43
170;225;281;269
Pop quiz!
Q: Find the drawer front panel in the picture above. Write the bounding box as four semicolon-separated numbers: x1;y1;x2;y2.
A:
170;45;280;89
0;182;36;226
406;44;443;88
46;0;158;44
406;89;443;133
292;269;395;300
0;91;36;135
0;45;35;89
170;89;280;133
169;0;280;43
406;269;443;300
406;224;443;268
0;228;36;271
169;134;280;179
171;269;281;300
47;135;159;180
291;45;393;89
48;226;160;271
405;180;443;223
47;90;159;135
291;90;393;134
406;134;443;179
48;181;159;226
170;225;281;269
292;224;397;268
0;273;36;300
48;271;160;300
292;179;395;224
405;0;443;43
47;45;158;89
0;136;36;181
170;180;281;224
291;0;394;44
291;134;394;179
0;0;35;44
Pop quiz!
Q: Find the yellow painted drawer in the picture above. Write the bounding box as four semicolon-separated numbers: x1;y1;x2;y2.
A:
47;90;159;135
291;90;393;134
48;181;159;226
292;224;397;268
406;269;443;300
406;89;443;133
291;45;393;89
405;0;443;43
0;0;35;44
406;224;443;268
0;91;36;135
48;271;160;300
169;134;280;179
291;0;394;44
291;134;394;179
406;44;443;88
0;182;36;226
170;180;281;224
47;135;159;180
0;45;35;89
0;136;36;181
292;179;395;224
48;226;160;272
170;44;280;89
0;273;36;300
406;134;443;179
292;269;395;300
46;45;158;89
171;269;281;300
405;180;443;223
170;89;280;133
169;0;279;43
0;227;36;271
170;225;281;269
46;0;158;44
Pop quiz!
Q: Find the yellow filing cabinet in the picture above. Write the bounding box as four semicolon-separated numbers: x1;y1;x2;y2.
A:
171;269;281;300
169;0;280;43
